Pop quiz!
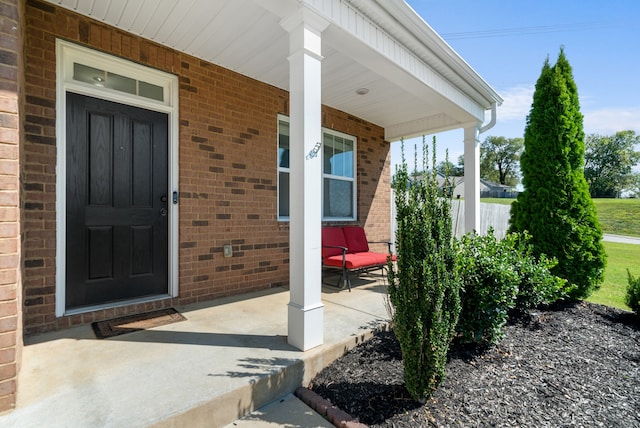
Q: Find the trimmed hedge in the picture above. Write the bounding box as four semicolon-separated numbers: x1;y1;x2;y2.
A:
388;137;461;402
626;270;640;315
456;230;570;346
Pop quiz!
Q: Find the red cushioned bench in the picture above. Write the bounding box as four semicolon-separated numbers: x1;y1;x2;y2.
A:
322;226;396;292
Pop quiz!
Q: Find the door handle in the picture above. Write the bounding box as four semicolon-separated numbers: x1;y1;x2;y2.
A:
160;208;168;217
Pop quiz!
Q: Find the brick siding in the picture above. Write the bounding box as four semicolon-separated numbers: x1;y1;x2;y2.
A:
21;1;391;335
0;0;23;414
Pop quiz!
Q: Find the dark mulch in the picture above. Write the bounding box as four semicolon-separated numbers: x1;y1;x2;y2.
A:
310;301;640;427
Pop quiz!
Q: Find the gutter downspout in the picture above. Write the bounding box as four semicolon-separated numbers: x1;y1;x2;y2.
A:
479;102;497;134
464;101;497;234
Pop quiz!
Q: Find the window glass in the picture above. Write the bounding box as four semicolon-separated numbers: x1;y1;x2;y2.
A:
106;72;136;95
323;178;353;218
139;81;164;102
278;171;290;218
73;63;105;85
278;120;290;169
323;134;353;177
72;62;164;102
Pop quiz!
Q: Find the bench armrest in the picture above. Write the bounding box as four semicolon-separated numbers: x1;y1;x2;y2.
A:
322;245;348;252
367;240;394;254
322;245;348;269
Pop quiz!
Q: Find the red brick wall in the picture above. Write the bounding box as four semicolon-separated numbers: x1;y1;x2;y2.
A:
0;0;23;414
21;1;391;335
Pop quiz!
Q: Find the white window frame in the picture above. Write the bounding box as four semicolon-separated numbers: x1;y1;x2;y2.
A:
55;40;180;316
277;115;357;221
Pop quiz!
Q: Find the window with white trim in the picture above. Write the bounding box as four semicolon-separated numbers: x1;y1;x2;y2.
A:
277;116;357;221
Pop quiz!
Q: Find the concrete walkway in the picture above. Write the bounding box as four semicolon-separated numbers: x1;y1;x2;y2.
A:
224;393;333;428
1;276;389;427
603;233;640;245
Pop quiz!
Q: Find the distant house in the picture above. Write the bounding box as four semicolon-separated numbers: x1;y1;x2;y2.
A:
479;179;518;198
435;175;517;199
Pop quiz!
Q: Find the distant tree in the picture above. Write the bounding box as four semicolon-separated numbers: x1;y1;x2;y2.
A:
627;173;640;198
436;160;464;177
480;136;523;186
584;131;640;197
509;48;606;300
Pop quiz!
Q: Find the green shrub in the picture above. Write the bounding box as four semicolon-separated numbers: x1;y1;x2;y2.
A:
512;232;573;312
625;270;640;314
388;137;461;402
456;231;519;345
456;230;571;345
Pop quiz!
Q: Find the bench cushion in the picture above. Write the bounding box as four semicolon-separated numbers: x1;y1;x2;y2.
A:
323;252;391;270
342;226;369;253
321;227;347;258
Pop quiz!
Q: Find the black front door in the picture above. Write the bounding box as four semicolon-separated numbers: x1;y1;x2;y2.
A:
66;93;169;309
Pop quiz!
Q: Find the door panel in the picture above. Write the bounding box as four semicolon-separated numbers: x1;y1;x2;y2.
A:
131;226;153;276
87;226;113;279
66;93;169;309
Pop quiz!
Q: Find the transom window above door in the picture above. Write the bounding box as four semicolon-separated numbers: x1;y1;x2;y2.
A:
73;63;165;102
58;40;175;108
277;116;357;221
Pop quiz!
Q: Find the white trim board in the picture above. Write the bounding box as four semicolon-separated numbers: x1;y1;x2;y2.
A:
55;40;180;317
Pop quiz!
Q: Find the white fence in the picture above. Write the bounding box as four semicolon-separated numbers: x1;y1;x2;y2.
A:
390;192;511;246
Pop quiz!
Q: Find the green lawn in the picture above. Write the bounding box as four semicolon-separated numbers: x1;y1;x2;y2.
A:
592;198;640;237
587;241;638;311
480;197;514;206
479;197;639;311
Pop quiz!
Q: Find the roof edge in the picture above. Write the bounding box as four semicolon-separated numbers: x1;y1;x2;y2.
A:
374;0;503;107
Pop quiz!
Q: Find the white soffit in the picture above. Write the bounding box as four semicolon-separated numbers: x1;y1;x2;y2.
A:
44;0;501;140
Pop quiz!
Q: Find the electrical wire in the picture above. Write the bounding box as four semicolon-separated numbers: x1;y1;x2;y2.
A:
441;21;619;40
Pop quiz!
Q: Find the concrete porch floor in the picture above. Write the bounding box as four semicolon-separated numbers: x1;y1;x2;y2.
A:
1;275;390;428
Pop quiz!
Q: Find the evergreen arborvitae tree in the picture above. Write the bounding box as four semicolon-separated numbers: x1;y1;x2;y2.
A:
509;48;605;299
388;137;461;402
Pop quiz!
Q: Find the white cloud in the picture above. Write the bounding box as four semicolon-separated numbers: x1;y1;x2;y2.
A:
583;108;640;135
496;84;640;137
496;85;534;121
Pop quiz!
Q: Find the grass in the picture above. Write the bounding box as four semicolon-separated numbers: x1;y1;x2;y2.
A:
481;197;514;206
587;241;638;311
592;198;640;237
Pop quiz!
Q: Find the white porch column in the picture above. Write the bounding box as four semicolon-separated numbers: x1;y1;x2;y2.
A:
463;125;481;233
281;8;329;351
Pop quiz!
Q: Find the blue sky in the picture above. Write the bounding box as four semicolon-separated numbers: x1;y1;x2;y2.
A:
394;0;640;171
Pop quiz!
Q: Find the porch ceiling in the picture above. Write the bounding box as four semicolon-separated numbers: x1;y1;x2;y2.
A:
45;0;502;141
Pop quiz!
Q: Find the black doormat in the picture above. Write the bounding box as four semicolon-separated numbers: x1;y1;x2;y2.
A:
92;308;186;339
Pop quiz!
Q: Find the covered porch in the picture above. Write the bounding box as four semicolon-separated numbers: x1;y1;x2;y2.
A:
0;279;389;427
36;0;500;350
0;0;503;415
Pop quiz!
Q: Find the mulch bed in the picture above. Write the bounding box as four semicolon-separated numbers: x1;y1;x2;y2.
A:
310;301;640;427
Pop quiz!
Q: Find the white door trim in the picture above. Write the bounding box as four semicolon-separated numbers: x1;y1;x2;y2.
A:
55;40;180;316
